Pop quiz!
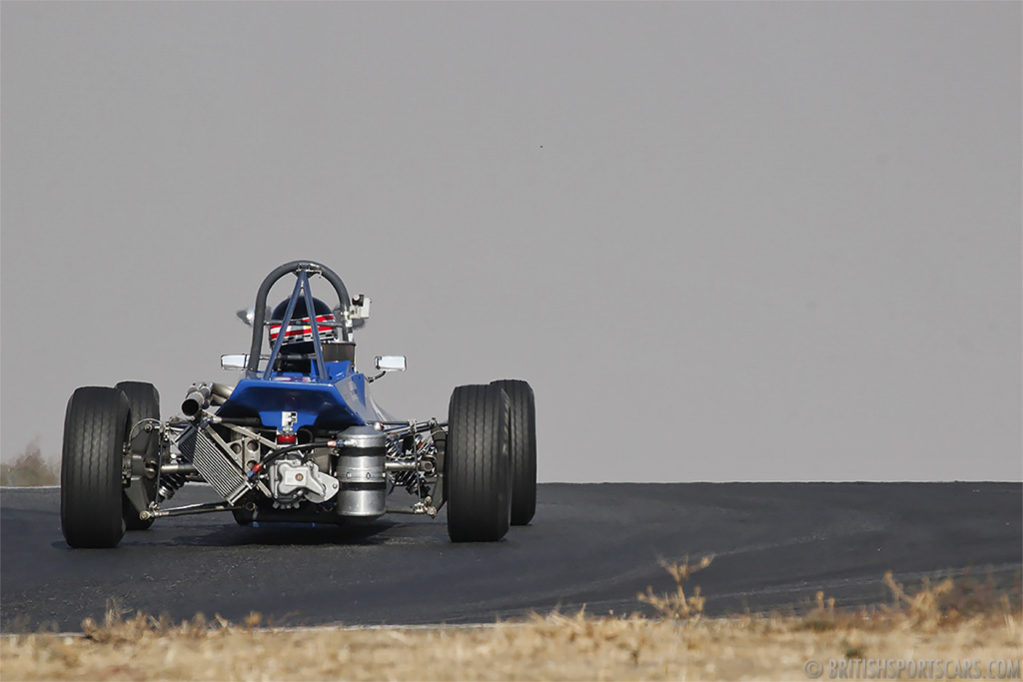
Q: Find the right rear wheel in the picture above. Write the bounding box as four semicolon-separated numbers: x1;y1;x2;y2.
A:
61;387;130;548
490;379;537;525
445;384;511;542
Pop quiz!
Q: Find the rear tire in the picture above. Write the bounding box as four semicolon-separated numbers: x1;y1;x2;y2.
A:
116;381;160;530
61;387;130;548
490;379;537;525
445;384;511;542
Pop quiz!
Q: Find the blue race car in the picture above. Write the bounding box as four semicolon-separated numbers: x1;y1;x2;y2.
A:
60;261;536;547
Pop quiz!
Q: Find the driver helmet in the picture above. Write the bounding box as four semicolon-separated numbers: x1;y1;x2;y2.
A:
268;297;337;353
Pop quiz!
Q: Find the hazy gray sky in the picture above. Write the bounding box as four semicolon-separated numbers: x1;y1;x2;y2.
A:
2;2;1019;481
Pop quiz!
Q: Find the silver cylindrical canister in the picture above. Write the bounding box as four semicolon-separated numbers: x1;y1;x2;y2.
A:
336;427;387;518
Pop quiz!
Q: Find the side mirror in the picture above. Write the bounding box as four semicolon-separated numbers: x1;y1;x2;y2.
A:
236;308;255;327
236;306;270;327
374;355;406;372
221;354;248;370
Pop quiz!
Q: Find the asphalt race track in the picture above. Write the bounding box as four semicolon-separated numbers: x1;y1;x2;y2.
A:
2;483;1020;632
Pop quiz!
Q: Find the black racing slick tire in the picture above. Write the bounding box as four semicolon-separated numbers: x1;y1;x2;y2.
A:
116;381;160;530
445;384;511;542
61;387;130;548
490;379;537;525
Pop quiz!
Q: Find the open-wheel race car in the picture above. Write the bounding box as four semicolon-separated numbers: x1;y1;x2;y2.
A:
60;260;536;547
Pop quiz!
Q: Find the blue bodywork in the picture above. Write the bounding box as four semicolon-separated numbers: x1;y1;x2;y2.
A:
212;262;387;433
215;362;384;431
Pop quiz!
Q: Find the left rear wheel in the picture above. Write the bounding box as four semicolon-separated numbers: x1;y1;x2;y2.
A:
116;381;161;530
61;387;130;548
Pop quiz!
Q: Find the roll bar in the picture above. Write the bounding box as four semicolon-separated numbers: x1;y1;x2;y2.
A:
245;261;352;376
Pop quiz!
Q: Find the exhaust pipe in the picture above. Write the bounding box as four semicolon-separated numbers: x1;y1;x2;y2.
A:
210;382;234;406
181;384;212;418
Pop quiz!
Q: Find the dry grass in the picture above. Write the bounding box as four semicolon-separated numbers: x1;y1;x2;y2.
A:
2;606;1018;681
637;555;714;621
0;440;58;486
2;566;1019;681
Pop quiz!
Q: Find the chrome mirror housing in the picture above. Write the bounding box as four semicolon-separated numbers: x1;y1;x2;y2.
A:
220;354;248;370
374;355;406;372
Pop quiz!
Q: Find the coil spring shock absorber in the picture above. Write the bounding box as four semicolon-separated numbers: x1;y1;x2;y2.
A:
387;434;435;496
157;423;194;502
157;469;188;502
385;437;416;493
